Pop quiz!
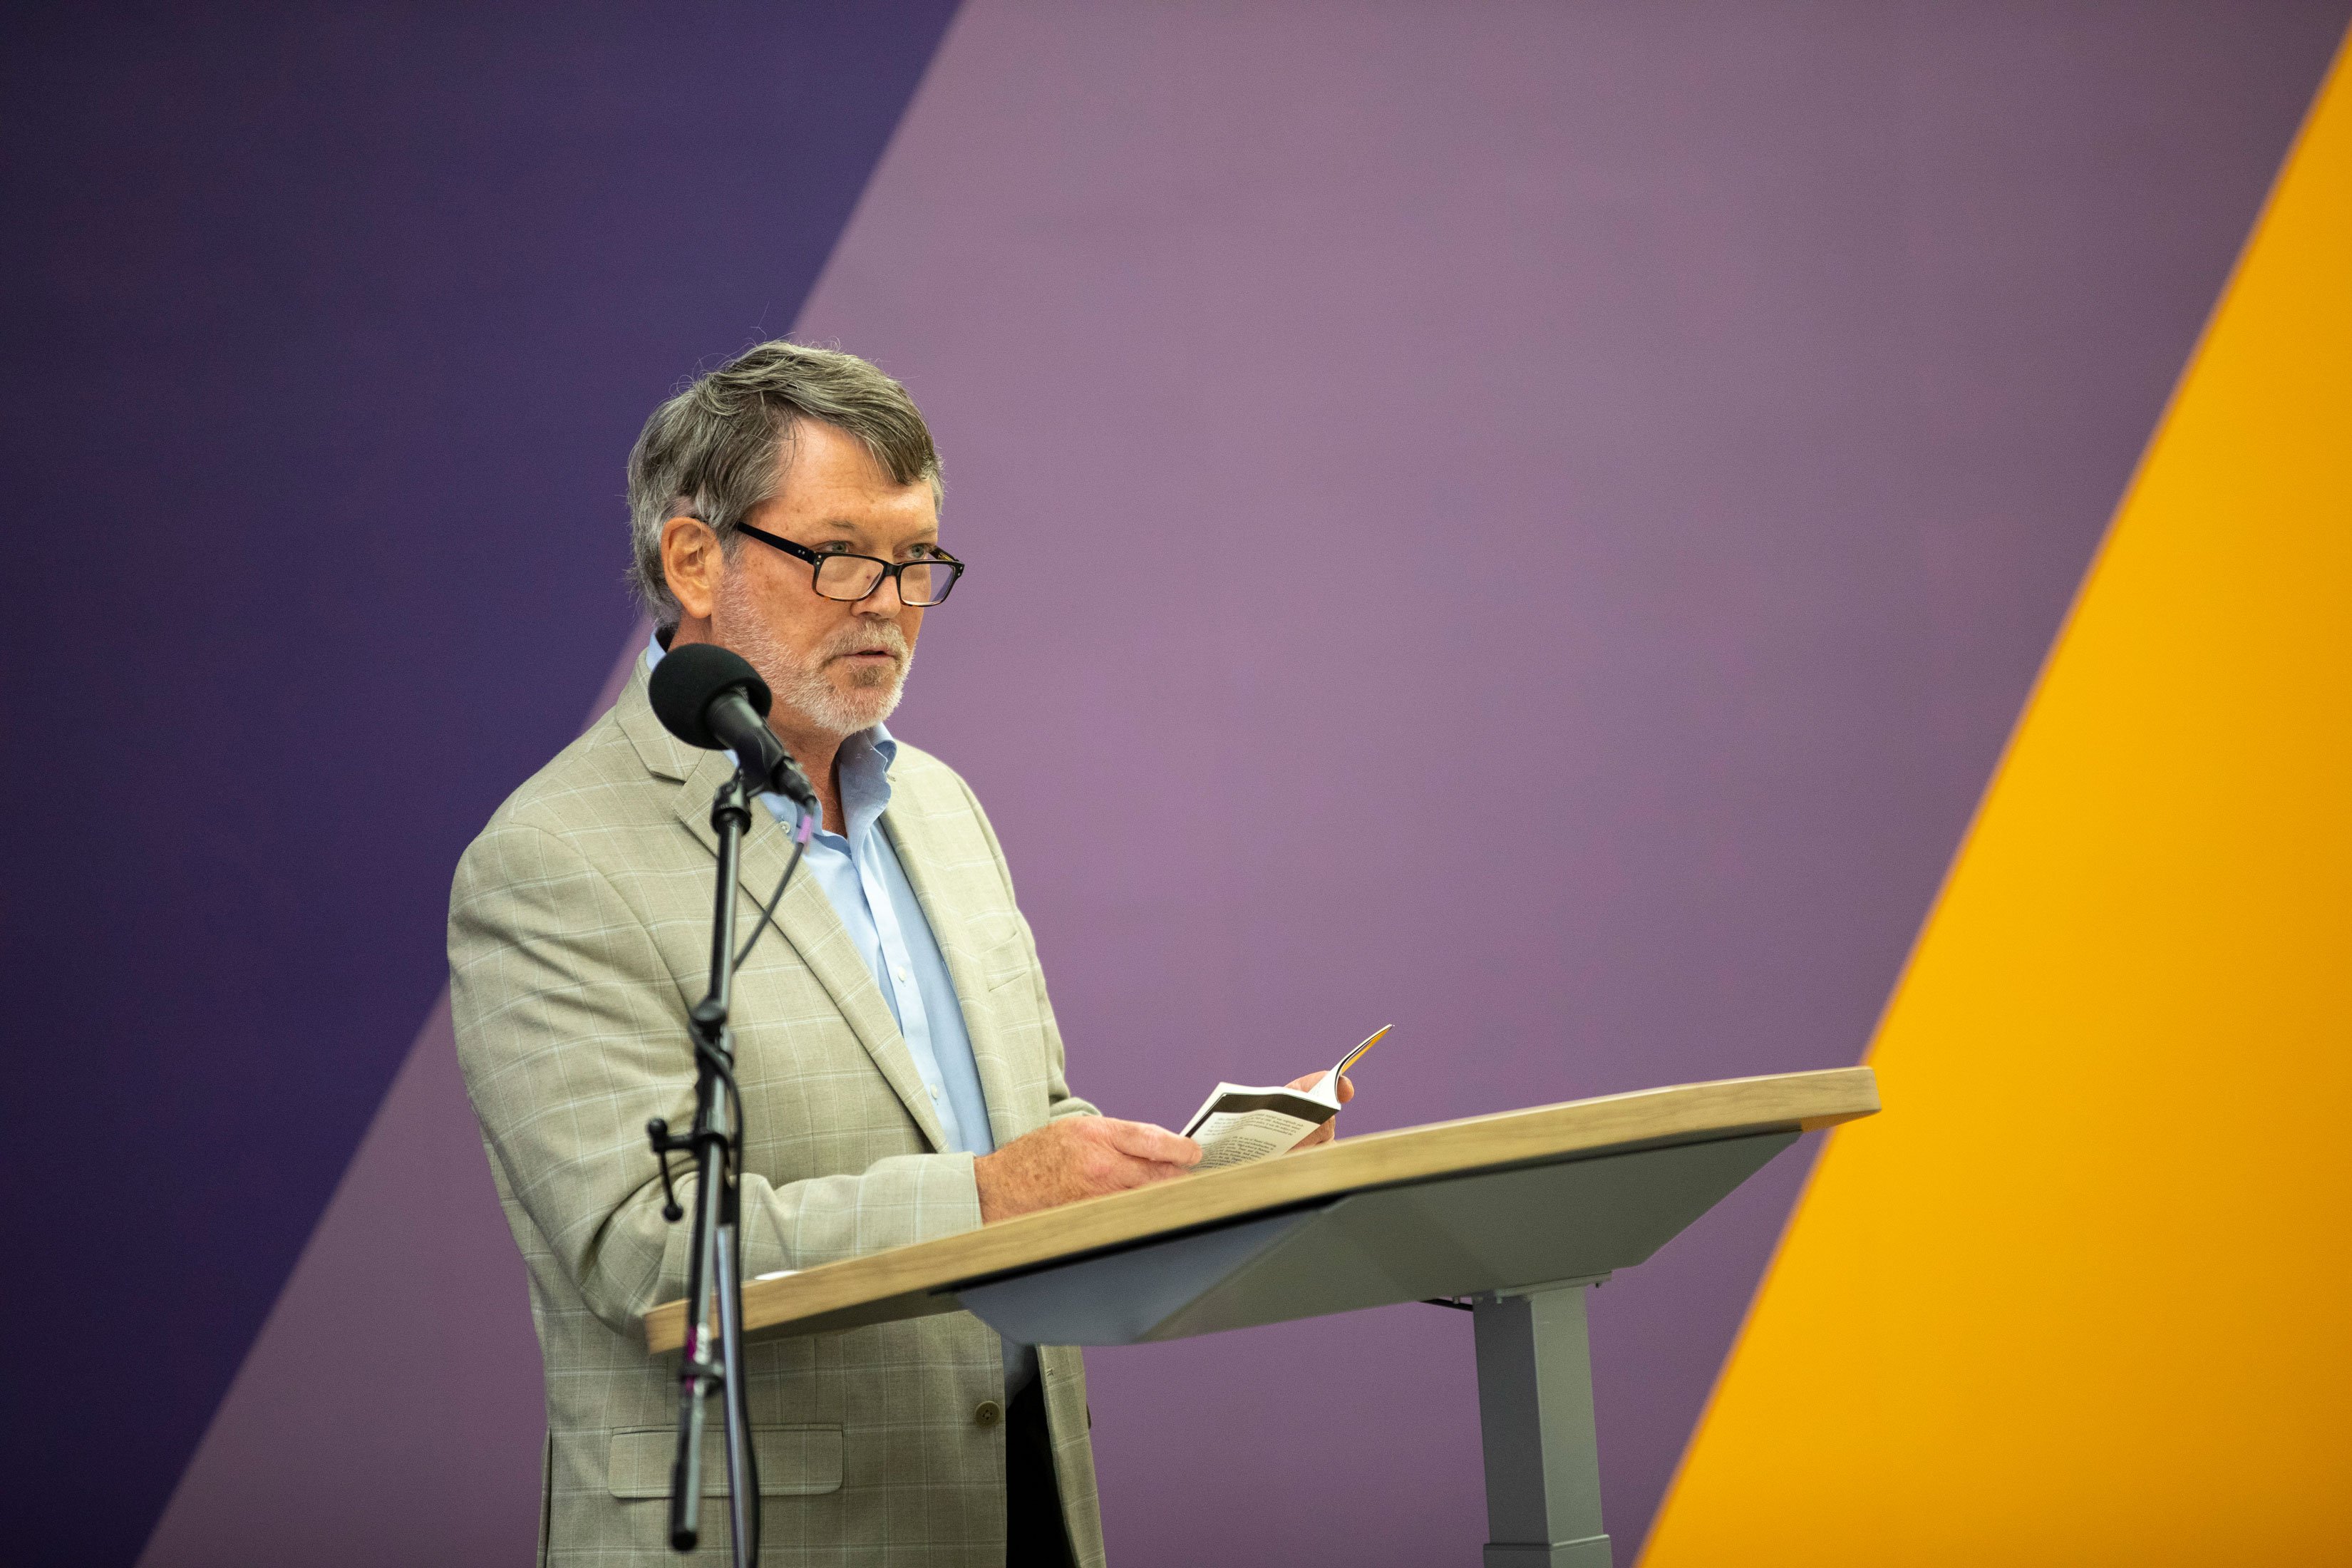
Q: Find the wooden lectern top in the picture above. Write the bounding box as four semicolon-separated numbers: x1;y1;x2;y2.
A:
644;1066;1877;1354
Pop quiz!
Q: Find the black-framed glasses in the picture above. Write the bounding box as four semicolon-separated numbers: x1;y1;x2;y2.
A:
731;520;965;607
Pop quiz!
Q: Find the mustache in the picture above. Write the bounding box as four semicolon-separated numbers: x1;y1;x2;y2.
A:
820;624;909;660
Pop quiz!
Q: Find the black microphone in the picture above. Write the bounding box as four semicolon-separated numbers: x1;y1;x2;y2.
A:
649;643;818;810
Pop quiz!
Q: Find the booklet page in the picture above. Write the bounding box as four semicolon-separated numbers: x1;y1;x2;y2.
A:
1184;1088;1338;1169
1180;1026;1391;1170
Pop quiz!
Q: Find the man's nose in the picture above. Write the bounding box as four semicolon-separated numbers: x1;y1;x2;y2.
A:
857;574;907;615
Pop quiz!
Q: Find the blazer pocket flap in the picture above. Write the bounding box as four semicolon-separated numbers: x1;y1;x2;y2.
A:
976;935;1033;994
606;1425;844;1498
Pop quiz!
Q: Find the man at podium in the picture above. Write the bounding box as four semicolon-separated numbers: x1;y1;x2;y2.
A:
448;342;1222;1566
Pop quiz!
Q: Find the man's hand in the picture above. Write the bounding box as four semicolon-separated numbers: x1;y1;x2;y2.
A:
1288;1071;1356;1150
975;1118;1202;1222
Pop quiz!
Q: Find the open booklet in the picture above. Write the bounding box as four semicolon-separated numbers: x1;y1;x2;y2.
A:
1180;1026;1392;1170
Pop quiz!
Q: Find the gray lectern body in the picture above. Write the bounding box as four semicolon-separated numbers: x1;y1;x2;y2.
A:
647;1068;1879;1564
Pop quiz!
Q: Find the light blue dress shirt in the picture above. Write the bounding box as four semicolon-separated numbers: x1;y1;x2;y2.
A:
644;637;1030;1389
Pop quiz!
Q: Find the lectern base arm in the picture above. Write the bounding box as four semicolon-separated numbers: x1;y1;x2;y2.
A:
1475;1280;1611;1568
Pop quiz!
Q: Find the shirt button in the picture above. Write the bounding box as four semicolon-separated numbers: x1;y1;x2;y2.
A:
928;1085;942;1100
974;1401;1002;1428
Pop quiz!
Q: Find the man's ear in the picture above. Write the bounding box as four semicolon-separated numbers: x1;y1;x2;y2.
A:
660;515;723;621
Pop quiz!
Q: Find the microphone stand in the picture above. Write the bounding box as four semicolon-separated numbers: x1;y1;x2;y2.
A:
648;767;762;1561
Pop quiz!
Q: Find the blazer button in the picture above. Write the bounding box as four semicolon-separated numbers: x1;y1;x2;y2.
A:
974;1400;1003;1428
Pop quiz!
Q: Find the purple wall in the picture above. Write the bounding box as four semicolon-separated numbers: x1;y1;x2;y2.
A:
0;5;956;1562
805;4;2344;1561
4;2;2345;1564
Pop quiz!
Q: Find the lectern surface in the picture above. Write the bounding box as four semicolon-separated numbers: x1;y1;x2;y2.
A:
643;1066;1877;1354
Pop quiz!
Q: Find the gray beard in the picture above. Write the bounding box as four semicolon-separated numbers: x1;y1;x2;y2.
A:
714;581;912;741
767;639;910;738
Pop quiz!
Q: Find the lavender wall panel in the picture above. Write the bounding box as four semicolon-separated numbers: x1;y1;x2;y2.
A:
798;2;2346;1560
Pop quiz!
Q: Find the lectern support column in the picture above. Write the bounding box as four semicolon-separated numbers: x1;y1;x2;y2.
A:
1472;1279;1610;1568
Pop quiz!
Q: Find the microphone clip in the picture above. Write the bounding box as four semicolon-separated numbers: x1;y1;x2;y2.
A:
754;751;819;813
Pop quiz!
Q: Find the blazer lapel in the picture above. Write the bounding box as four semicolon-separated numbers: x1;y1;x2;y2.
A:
882;799;1033;1150
659;732;955;1155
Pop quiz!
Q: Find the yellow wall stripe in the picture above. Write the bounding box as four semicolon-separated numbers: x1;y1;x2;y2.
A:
1642;32;2352;1565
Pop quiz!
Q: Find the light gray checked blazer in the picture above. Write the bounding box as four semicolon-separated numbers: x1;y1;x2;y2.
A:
448;661;1106;1567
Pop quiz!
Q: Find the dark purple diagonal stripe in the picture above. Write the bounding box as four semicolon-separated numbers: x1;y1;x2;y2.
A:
0;4;959;1560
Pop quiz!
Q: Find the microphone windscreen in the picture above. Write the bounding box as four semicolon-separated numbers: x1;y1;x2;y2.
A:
649;643;773;750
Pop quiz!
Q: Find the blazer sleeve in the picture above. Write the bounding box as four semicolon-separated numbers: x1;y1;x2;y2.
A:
448;819;984;1338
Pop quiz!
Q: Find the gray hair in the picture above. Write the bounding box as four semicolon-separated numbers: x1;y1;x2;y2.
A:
625;340;943;626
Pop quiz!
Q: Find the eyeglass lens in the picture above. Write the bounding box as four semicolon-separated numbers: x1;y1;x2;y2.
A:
813;555;954;606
